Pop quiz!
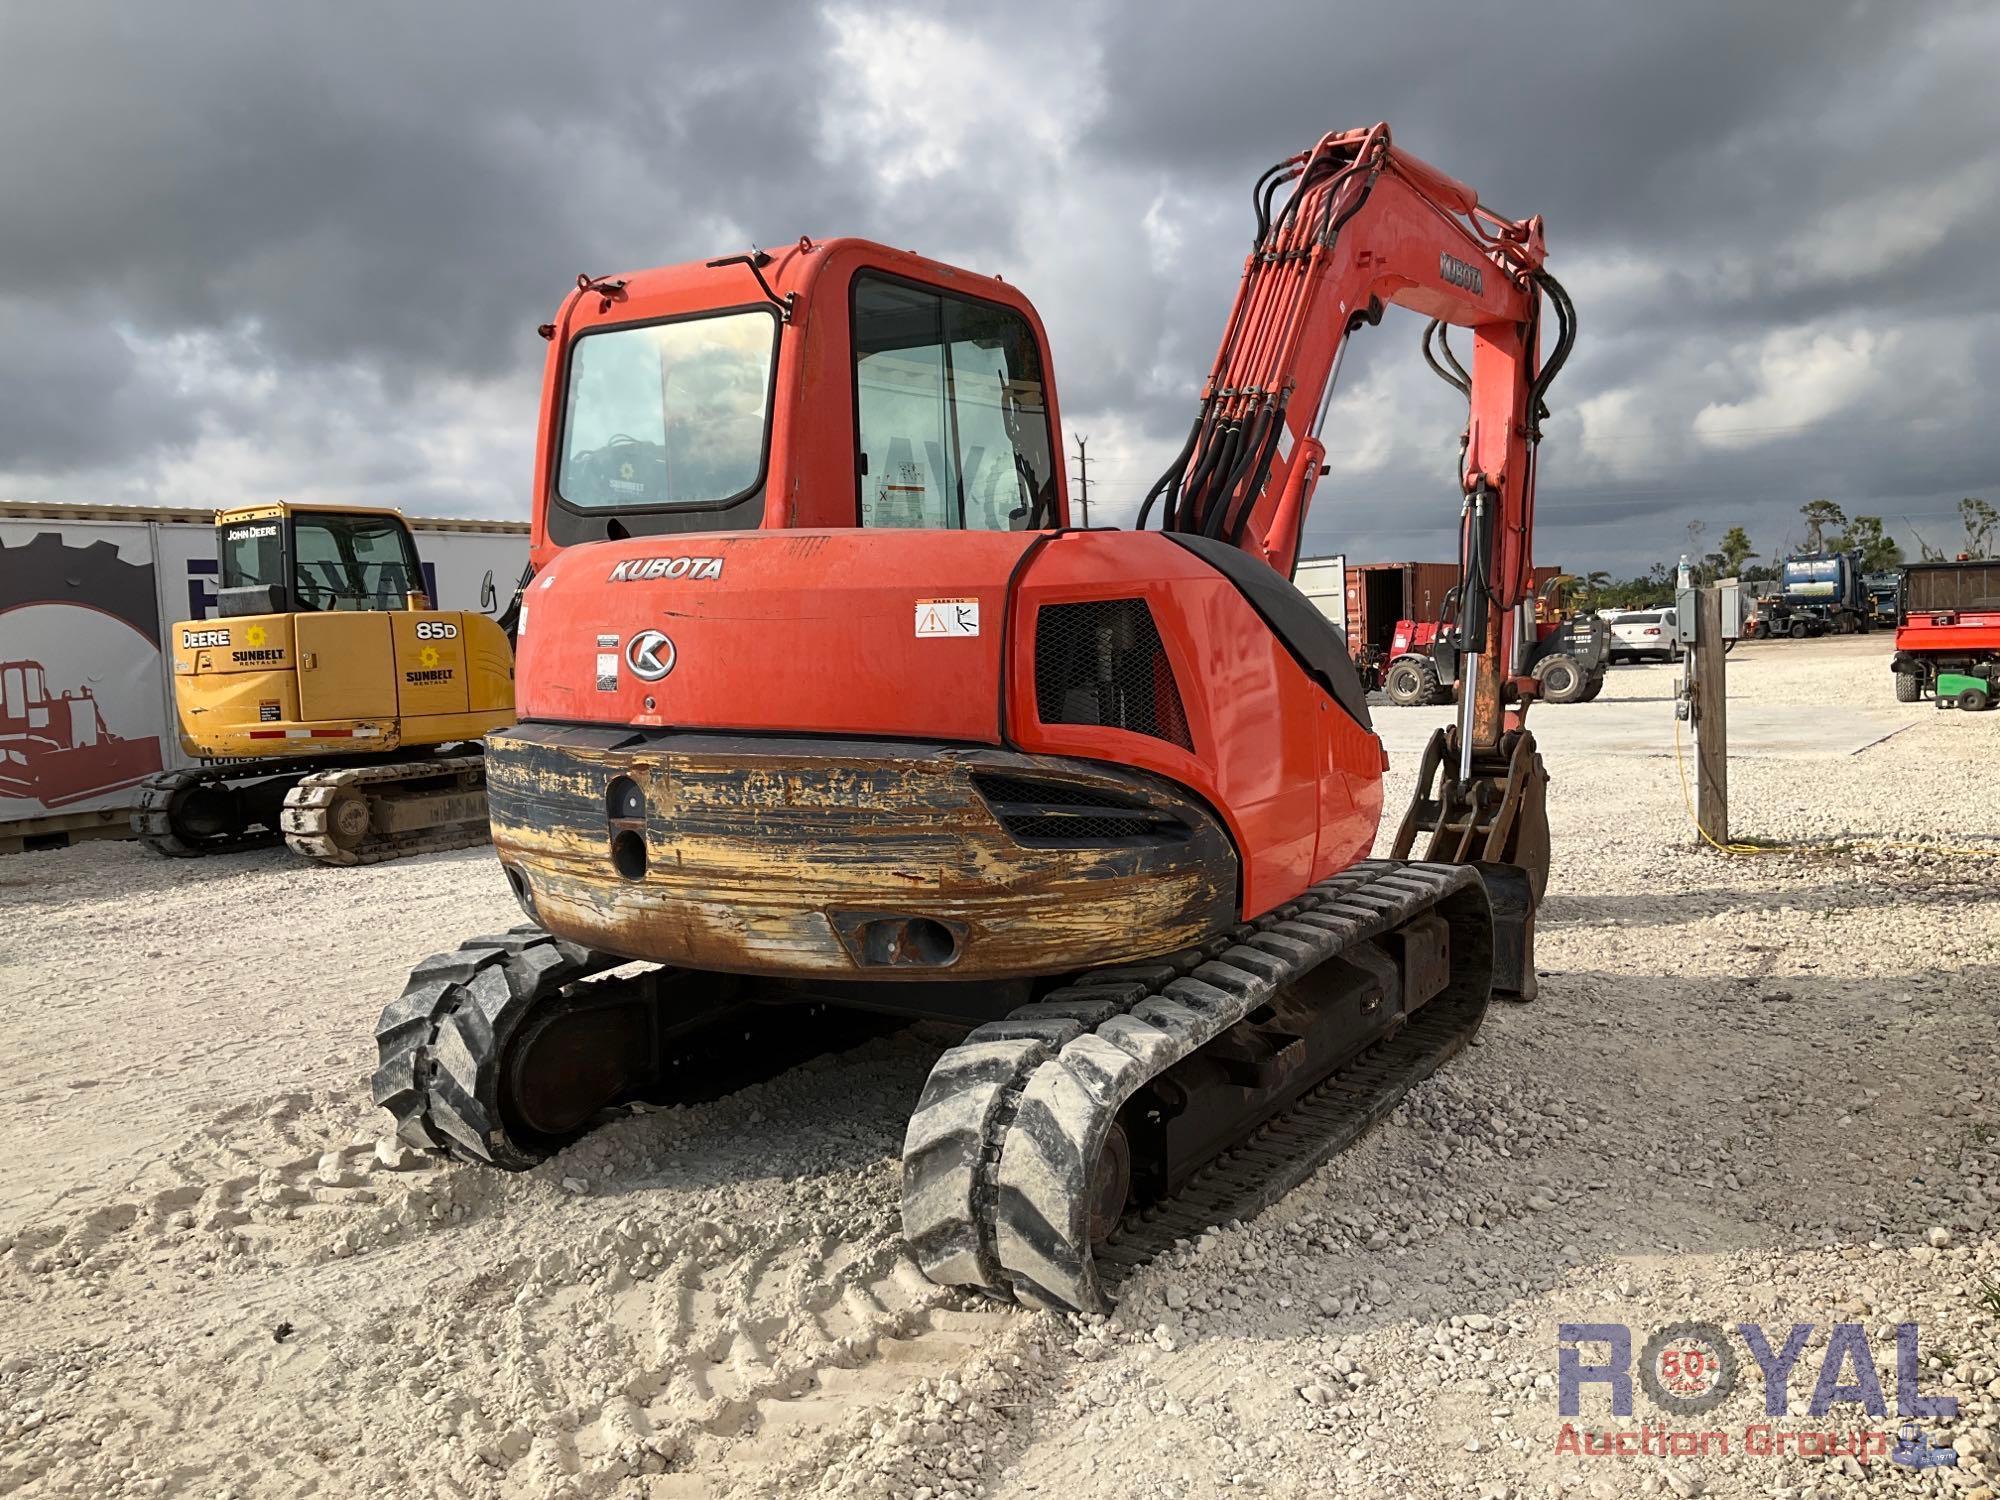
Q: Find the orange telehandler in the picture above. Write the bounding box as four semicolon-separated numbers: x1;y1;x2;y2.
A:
374;124;1575;1312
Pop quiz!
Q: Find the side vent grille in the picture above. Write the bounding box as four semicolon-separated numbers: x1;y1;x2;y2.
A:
1033;599;1193;750
970;773;1192;847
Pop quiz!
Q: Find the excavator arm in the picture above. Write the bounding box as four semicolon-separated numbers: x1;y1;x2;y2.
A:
1140;123;1575;762
1142;124;1575;995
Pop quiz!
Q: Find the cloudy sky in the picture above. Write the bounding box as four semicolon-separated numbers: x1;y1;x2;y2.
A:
2;1;1995;575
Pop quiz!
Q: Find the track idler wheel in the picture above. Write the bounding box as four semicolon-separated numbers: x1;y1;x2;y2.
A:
1086;1121;1133;1246
324;784;373;853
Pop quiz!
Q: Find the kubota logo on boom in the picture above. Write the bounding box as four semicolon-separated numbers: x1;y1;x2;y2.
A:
606;556;724;582
1440;252;1484;294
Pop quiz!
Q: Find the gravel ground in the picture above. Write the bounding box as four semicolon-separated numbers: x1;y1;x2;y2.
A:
2;633;1996;1500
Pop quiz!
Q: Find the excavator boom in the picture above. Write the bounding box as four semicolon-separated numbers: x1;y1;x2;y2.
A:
1147;124;1573;767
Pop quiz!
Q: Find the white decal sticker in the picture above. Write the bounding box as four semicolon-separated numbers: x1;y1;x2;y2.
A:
915;599;980;638
596;633;619;648
595;652;619;692
607;556;725;582
517;603;529;636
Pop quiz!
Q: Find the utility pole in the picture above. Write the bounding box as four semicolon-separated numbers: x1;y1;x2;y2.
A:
1690;585;1729;845
1072;434;1090;527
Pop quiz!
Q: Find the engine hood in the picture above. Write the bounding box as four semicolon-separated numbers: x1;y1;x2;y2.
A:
514;529;1039;743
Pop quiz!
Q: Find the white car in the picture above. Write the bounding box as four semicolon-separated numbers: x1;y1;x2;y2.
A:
1606;608;1682;663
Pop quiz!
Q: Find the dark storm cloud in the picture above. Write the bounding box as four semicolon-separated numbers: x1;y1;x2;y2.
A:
0;0;1995;572
0;4;854;371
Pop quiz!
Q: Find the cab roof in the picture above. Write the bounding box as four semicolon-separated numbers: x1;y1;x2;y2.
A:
215;501;412;525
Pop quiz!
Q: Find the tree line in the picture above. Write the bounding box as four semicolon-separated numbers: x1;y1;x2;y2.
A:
1571;498;1996;610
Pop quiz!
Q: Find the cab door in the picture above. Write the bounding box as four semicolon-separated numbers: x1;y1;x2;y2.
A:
850;272;1060;533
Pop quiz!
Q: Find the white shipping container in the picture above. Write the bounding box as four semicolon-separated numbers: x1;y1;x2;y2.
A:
1294;554;1347;628
0;502;527;849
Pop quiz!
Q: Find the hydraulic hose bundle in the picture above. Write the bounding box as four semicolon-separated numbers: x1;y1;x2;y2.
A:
1138;129;1387;544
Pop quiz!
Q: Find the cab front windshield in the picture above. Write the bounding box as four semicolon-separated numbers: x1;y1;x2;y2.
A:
557;309;777;510
292;514;422;610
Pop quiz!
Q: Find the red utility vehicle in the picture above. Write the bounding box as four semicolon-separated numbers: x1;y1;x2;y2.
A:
1891;559;2000;703
375;124;1575;1313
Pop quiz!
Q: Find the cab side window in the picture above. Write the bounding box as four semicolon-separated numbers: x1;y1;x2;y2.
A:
853;275;1056;531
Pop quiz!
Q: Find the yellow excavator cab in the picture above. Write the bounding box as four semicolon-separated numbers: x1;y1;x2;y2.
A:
136;501;515;865
215;501;427;615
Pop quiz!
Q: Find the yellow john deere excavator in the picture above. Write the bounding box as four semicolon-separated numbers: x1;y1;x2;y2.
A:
134;501;516;865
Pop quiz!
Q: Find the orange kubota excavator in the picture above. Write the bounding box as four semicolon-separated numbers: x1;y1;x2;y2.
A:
374;124;1575;1314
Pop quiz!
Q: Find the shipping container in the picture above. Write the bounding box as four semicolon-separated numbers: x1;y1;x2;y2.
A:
1292;556;1346;624
0;501;527;852
1338;561;1461;658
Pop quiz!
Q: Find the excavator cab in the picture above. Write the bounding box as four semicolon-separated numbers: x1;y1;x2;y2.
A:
530;246;1065;554
215;502;429;618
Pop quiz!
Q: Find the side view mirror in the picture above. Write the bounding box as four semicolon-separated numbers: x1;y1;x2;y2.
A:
480;569;498;613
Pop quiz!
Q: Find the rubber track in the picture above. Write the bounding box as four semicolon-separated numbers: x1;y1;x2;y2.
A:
901;859;1488;1315
132;764;310;858
371;925;620;1169
281;753;489;866
373;927;904;1171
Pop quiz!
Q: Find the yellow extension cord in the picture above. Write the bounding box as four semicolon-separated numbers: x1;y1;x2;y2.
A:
1669;708;2000;863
